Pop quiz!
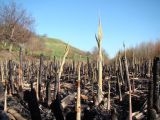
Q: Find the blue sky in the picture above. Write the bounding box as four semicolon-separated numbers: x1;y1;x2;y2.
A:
3;0;160;58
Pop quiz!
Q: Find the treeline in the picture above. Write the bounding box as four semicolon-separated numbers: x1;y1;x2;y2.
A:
113;39;160;63
86;46;109;64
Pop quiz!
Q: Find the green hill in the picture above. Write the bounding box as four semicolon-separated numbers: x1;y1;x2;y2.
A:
35;37;88;60
0;36;88;61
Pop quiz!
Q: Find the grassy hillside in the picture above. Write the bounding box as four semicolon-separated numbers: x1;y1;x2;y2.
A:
41;37;87;60
0;36;88;61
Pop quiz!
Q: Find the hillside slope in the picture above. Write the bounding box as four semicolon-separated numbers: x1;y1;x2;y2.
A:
0;36;88;61
41;37;87;60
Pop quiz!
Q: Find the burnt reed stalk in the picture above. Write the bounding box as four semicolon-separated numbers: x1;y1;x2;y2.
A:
8;60;14;94
38;54;43;101
45;78;51;106
123;43;132;120
118;52;124;85
19;47;23;90
152;57;160;113
116;72;122;101
24;88;42;120
147;80;153;119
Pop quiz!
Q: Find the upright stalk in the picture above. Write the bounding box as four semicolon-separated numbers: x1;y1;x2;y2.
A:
1;62;4;83
76;62;81;120
117;73;122;101
57;44;70;95
153;57;160;112
19;47;23;90
37;54;43;101
118;52;124;84
4;85;7;112
95;17;103;103
123;43;132;120
107;79;111;110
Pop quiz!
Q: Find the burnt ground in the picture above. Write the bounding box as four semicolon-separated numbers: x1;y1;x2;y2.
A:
0;77;151;120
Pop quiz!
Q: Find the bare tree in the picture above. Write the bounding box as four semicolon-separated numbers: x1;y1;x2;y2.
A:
0;1;34;51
